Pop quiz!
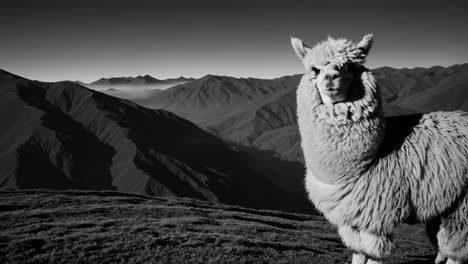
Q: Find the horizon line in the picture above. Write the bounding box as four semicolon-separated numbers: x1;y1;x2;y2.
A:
1;61;467;84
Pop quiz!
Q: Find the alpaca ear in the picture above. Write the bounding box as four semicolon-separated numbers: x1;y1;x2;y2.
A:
290;37;311;59
357;34;374;55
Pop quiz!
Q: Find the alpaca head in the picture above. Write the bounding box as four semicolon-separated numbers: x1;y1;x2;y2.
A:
291;34;373;104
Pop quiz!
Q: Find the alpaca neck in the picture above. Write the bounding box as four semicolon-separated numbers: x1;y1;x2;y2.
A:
297;71;385;184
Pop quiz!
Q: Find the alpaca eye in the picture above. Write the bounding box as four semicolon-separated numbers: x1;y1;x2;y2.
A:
311;67;321;75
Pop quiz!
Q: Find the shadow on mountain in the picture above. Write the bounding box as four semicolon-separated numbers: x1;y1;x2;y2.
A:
237;146;314;214
15;82;116;190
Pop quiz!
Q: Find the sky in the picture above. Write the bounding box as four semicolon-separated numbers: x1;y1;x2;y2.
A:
1;0;467;83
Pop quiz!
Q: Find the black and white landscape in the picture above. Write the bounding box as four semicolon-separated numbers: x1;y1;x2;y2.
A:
1;0;468;263
1;63;468;263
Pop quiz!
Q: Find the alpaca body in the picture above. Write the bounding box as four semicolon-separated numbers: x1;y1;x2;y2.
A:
299;71;468;228
291;35;468;263
298;70;468;262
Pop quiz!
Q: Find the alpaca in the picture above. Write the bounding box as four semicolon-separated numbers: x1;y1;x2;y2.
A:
290;34;468;264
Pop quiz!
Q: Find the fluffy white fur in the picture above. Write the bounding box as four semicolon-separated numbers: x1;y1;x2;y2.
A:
291;35;468;264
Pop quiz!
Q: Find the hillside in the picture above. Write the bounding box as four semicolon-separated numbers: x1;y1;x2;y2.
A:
0;69;313;213
0;190;434;264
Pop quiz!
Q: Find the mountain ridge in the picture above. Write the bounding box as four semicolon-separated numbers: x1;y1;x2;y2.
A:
89;75;193;86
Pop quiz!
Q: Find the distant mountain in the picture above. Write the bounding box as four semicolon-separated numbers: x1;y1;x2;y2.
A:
0;69;313;213
77;75;193;100
137;63;468;163
135;74;302;162
374;64;468;113
164;76;194;83
135;74;301;124
89;75;193;86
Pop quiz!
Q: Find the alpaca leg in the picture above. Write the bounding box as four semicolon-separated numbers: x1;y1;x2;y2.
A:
446;258;463;264
426;218;447;264
435;253;447;264
352;252;368;264
338;225;394;262
351;252;383;264
366;259;383;264
437;195;468;263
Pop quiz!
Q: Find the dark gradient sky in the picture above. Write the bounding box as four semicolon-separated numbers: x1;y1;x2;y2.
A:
1;0;467;82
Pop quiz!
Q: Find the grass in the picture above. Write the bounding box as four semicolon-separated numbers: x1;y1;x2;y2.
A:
0;190;434;264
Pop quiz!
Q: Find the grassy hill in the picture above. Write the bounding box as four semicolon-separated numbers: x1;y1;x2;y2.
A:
0;190;434;264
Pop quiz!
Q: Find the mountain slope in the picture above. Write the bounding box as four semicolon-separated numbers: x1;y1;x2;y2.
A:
205;88;300;161
136;74;301;124
0;190;434;264
0;69;313;213
136;74;302;161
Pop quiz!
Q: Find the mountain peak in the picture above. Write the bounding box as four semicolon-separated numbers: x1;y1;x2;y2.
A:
136;74;159;81
199;74;234;82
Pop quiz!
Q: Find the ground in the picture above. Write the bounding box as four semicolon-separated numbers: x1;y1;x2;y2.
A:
0;190;435;264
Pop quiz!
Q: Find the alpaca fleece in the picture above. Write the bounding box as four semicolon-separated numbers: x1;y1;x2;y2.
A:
295;36;468;263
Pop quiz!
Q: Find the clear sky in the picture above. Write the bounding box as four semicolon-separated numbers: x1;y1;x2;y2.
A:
1;0;467;83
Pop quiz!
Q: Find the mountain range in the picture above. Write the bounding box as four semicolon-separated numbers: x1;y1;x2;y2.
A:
78;75;194;100
89;75;193;86
0;69;313;213
1;63;467;215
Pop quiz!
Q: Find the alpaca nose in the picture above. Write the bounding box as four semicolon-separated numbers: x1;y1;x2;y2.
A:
324;73;339;81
